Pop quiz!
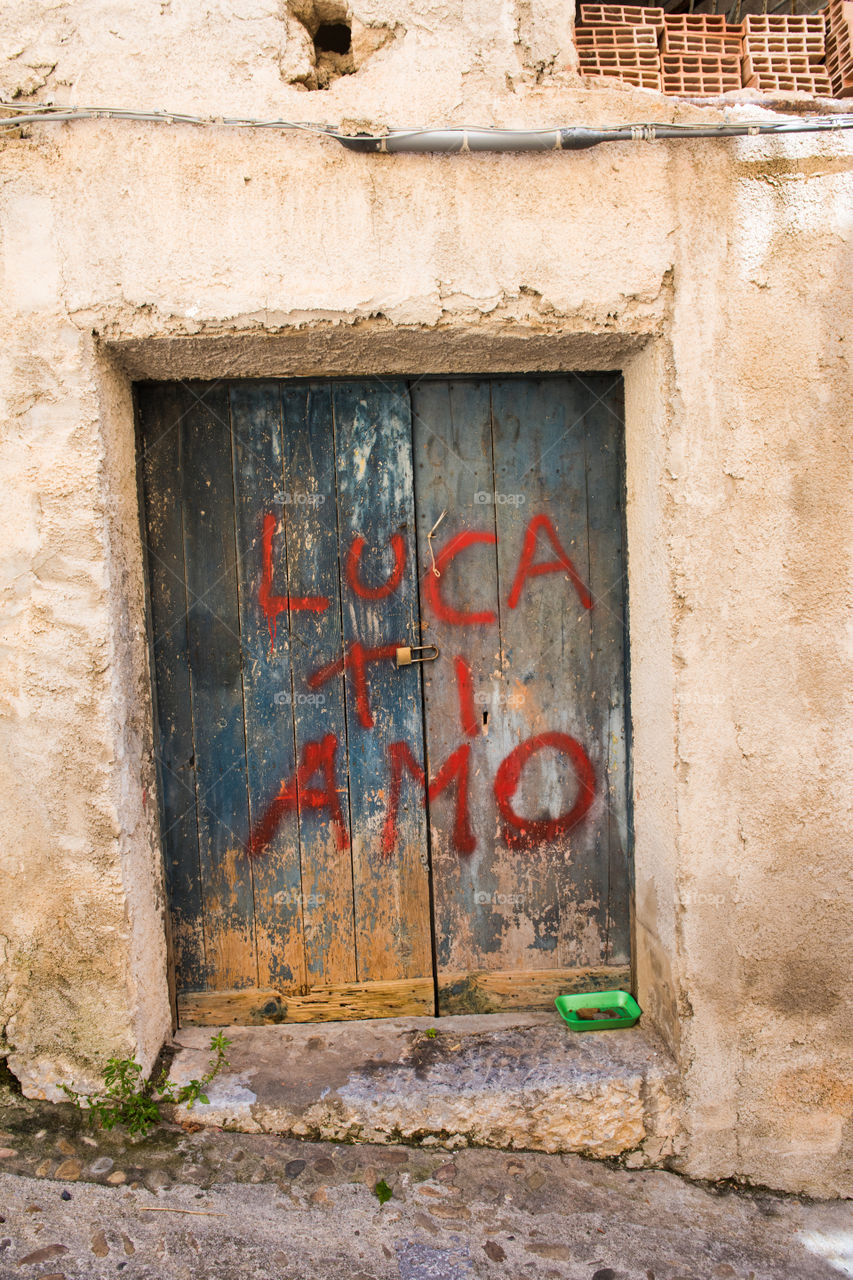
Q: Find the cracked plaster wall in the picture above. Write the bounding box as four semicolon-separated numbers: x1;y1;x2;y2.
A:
0;0;851;1199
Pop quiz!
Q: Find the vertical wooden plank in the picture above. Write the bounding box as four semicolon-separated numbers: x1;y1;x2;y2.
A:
229;381;305;991
137;383;206;992
582;374;630;964
410;381;507;977
331;380;433;984
181;383;256;989
491;377;608;968
280;382;358;987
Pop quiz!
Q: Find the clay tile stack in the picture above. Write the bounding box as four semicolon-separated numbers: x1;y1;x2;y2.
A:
576;3;665;91
742;13;831;97
826;0;853;96
660;12;743;95
578;3;665;31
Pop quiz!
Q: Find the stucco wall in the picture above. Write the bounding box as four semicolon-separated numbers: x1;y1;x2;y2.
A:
0;0;851;1198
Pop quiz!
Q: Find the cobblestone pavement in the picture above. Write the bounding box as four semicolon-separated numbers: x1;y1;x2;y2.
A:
0;1097;851;1279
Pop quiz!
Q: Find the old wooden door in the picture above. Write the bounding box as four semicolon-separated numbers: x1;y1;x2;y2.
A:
411;379;629;1014
137;376;629;1025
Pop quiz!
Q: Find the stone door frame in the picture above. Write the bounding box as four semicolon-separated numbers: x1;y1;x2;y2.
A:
90;319;681;1079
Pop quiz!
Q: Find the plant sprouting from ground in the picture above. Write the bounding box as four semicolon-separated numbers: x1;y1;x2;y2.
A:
374;1178;393;1205
61;1031;232;1137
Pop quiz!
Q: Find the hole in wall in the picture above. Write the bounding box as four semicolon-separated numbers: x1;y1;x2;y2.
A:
285;0;395;90
0;1057;23;1098
314;21;352;54
286;0;354;89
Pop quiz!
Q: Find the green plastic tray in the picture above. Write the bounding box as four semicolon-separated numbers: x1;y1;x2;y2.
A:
554;989;641;1031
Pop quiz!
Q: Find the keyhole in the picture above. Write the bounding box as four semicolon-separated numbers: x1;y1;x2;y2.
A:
482;710;489;726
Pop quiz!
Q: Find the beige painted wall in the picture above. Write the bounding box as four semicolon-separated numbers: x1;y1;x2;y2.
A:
0;0;851;1198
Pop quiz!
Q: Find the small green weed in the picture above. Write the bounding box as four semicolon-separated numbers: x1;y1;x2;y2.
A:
374;1178;393;1205
61;1031;231;1138
424;1028;437;1039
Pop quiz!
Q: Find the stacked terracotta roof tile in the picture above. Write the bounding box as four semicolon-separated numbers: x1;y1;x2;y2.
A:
826;0;853;95
660;13;743;94
741;13;831;96
576;4;665;90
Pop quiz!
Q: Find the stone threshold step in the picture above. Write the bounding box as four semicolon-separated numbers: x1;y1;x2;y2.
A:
168;1012;684;1165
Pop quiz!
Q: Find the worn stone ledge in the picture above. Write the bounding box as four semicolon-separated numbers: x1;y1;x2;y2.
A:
168;1013;683;1164
105;322;659;380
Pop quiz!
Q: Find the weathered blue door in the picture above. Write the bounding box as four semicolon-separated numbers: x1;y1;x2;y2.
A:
137;376;629;1024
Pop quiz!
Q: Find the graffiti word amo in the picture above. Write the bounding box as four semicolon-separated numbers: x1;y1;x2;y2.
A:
248;731;595;859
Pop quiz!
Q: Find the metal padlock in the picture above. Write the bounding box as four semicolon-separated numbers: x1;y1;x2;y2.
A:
395;644;439;668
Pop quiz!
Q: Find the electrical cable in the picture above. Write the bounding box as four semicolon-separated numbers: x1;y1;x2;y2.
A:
1;102;852;152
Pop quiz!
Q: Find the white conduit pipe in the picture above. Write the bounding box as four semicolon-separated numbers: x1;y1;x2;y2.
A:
338;119;853;151
1;105;852;152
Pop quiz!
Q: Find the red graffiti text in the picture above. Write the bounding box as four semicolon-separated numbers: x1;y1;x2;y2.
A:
454;655;479;738
346;533;407;600
308;641;398;730
259;514;329;651
248;732;348;857
423;530;498;626
382;741;476;857
507;514;592;611
494;731;595;847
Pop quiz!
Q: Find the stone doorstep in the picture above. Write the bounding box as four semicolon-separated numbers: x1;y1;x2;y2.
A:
167;1013;684;1166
